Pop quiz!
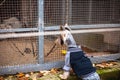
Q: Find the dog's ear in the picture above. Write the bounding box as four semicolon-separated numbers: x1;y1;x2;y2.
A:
64;23;71;31
60;24;71;31
60;25;65;31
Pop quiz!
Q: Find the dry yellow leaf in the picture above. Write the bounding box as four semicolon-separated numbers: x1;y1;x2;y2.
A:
16;73;25;78
50;68;58;74
0;76;4;80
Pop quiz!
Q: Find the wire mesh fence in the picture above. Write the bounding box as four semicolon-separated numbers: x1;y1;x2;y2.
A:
0;0;38;29
0;37;38;66
0;0;120;75
0;0;39;67
74;31;120;53
43;0;120;64
44;0;64;26
44;35;67;63
43;30;120;63
44;0;120;25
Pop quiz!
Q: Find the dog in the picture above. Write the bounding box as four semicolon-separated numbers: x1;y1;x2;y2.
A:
55;24;100;80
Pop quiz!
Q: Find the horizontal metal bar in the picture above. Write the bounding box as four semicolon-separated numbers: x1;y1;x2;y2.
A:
0;28;38;33
0;53;120;75
90;53;120;63
0;24;119;33
44;24;120;31
0;27;120;39
0;61;64;75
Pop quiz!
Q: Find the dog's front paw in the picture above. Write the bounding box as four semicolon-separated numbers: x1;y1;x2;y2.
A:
59;71;69;79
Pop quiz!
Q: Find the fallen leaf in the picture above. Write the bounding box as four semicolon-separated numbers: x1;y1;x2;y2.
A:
40;70;50;76
109;61;117;65
50;68;58;74
29;73;38;80
30;72;34;75
96;64;105;68
17;77;29;80
37;72;44;78
25;74;30;77
16;73;25;78
0;76;4;80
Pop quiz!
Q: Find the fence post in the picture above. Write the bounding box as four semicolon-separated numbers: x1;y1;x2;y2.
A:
38;0;44;64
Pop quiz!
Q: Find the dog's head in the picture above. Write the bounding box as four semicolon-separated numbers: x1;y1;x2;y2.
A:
56;24;71;45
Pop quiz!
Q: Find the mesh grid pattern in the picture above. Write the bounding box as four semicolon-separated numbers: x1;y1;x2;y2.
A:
43;0;120;63
44;31;120;63
0;0;38;29
0;0;120;66
74;31;120;53
44;35;66;62
72;0;90;24
0;0;39;66
44;0;64;26
44;0;120;25
0;37;38;66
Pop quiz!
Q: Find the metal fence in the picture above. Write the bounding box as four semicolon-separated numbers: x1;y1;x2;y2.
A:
0;0;120;75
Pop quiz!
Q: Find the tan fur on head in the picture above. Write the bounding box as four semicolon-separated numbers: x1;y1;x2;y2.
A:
64;23;71;31
60;23;71;31
55;24;72;46
60;25;64;30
